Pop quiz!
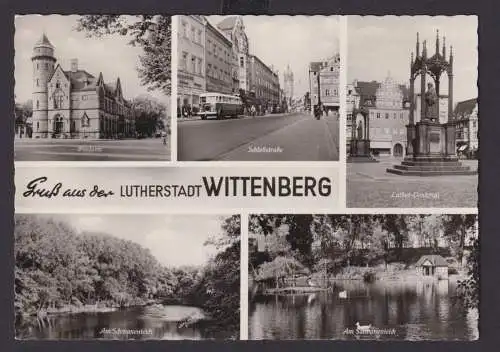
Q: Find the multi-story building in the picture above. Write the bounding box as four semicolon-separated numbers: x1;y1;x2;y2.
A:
347;74;411;157
177;15;206;113
205;20;234;95
248;55;280;110
216;16;249;92
454;98;478;154
31;33;134;139
309;53;340;115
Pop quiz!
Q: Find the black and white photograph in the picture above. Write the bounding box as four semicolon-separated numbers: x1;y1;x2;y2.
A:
248;214;479;340
346;16;478;207
15;214;240;340
14;15;171;161
177;15;340;161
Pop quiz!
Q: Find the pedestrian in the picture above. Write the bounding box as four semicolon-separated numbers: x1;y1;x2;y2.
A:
251;105;256;117
161;130;167;145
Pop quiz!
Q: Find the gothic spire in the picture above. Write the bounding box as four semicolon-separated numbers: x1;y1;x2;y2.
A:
435;29;440;55
416;32;420;57
442;36;446;58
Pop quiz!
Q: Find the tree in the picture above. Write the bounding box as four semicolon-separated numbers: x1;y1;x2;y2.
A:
458;236;479;310
442;215;477;265
132;94;167;137
377;214;409;261
76;15;171;95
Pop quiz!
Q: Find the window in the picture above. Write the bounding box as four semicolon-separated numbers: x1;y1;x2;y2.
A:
325;89;330;96
36;100;39;109
376;112;380;119
347;113;352;121
56;81;60;89
191;27;195;41
182;22;187;37
385;113;389;119
393;113;396;119
197;58;202;75
240;57;244;67
473;121;477;128
181;52;188;71
36;79;39;87
45;63;48;70
207;63;212;77
400;112;404;119
197;29;202;43
37;121;39;131
81;112;90;127
191;55;196;73
370;112;374;118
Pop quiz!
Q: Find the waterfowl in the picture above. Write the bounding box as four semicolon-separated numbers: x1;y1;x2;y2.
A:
355;322;372;331
307;278;318;287
338;290;347;299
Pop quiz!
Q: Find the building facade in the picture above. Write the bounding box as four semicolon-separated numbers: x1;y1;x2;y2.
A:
454;98;478;153
31;34;134;139
216;16;249;92
309;54;340;115
205;21;234;95
347;74;411;156
177;15;206;114
248;55;280;110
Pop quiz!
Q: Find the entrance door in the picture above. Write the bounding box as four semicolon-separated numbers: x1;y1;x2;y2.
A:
393;143;403;157
53;115;64;137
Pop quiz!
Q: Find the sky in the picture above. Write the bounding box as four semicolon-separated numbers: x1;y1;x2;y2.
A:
14;15;168;103
348;16;478;103
46;214;229;268
206;15;339;98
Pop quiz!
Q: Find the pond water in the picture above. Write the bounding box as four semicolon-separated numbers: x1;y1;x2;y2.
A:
16;305;211;340
249;280;479;340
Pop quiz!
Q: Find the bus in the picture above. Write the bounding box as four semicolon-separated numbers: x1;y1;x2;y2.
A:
197;93;244;120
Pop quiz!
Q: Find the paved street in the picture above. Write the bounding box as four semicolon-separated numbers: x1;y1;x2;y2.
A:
347;157;478;208
15;138;171;161
177;112;339;161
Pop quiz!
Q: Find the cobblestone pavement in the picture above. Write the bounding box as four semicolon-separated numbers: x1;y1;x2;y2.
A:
347;157;478;208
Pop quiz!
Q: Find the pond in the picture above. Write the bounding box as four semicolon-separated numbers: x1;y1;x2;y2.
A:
16;305;212;340
249;279;479;340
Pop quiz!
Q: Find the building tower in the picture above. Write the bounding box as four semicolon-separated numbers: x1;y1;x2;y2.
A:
283;64;294;107
31;33;56;138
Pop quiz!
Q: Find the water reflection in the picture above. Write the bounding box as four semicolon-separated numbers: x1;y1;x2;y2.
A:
16;305;209;340
249;280;478;340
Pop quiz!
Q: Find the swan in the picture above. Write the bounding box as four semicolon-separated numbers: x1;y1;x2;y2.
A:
307;278;318;287
338;290;347;299
307;294;316;304
355;322;372;331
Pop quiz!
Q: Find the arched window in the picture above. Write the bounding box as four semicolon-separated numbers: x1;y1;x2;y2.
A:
81;112;90;127
36;100;39;109
36;79;39;87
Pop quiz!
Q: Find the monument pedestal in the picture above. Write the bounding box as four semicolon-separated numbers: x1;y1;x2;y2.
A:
387;121;476;176
347;139;378;163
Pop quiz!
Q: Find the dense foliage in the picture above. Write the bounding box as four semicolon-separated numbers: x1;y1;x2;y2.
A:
15;215;240;339
249;214;478;286
76;15;171;96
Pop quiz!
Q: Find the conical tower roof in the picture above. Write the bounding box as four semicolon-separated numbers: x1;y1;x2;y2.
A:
34;33;54;48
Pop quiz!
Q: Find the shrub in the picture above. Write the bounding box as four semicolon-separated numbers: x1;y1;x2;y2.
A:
363;271;376;283
448;267;459;275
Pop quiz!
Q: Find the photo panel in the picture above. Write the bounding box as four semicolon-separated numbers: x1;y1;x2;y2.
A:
346;16;478;208
248;213;479;340
176;15;341;162
14;15;171;162
14;213;241;340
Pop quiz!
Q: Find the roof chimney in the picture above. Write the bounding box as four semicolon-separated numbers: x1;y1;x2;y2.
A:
70;58;78;73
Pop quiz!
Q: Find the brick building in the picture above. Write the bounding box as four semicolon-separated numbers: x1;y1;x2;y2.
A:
31;33;134;139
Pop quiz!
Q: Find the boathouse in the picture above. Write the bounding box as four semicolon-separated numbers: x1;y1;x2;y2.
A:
415;255;449;280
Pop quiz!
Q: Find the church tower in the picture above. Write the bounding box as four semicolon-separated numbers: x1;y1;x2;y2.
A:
283;64;294;106
32;33;56;138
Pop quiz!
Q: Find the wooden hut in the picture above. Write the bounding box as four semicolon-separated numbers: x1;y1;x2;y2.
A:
415;255;449;280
